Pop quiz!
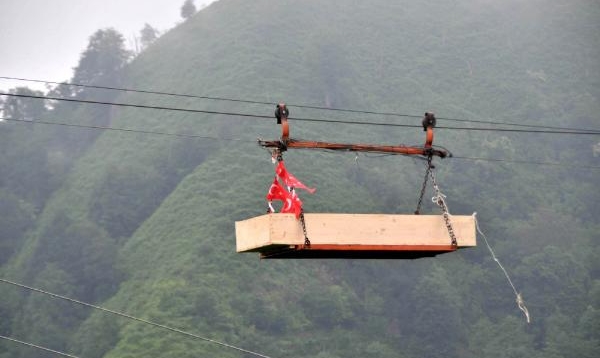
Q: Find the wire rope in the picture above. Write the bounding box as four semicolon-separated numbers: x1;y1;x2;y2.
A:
2;75;599;133
2;92;600;135
451;155;600;170
2;116;599;170
0;117;246;141
0;278;273;358
0;334;82;358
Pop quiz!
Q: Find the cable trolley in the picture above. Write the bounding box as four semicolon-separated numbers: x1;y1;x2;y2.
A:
235;103;476;259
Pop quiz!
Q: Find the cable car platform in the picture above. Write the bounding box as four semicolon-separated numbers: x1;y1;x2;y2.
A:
235;213;476;259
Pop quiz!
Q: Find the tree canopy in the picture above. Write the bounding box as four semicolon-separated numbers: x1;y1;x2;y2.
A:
180;0;196;19
71;28;130;91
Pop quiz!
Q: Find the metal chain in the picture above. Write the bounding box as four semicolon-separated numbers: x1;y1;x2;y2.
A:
414;156;433;214
429;167;458;246
270;150;310;247
299;210;311;246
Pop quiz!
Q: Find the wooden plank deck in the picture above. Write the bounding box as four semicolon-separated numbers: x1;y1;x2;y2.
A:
235;213;476;259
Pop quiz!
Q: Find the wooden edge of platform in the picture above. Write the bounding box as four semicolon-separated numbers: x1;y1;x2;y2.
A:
259;244;460;259
236;213;477;253
296;244;458;251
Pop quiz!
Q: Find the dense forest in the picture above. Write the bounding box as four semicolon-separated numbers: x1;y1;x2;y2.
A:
1;0;599;357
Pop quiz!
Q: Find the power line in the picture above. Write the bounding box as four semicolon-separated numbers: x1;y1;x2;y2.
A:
3;116;599;170
0;334;82;358
2;92;600;135
0;278;273;358
435;126;600;135
2;75;599;133
0;117;247;142
0;75;276;106
434;115;598;133
0;92;273;120
452;155;600;170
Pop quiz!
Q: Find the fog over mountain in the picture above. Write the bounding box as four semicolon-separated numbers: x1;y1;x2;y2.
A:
1;1;598;357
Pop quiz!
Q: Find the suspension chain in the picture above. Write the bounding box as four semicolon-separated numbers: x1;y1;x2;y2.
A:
415;156;433;214
269;149;310;247
429;167;458;246
299;210;310;246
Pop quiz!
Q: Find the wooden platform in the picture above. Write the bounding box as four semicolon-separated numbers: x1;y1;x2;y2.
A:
235;213;476;259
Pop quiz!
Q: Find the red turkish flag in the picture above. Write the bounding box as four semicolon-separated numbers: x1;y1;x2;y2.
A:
281;188;303;218
275;161;316;194
266;177;303;219
266;177;288;201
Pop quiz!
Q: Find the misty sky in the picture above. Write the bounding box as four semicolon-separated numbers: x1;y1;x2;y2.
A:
0;0;215;92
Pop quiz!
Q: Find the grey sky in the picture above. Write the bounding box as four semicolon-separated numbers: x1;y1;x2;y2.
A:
0;0;214;92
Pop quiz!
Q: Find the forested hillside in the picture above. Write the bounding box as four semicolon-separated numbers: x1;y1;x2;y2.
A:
1;0;599;357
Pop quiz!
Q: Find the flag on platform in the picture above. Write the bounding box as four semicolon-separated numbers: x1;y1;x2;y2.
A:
275;161;316;193
266;177;288;202
281;188;303;218
266;177;303;218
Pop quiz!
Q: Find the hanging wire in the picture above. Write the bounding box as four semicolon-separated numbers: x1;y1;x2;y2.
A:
0;117;247;141
473;213;531;323
2;92;600;135
452;156;600;170
2;75;600;133
0;92;274;120
0;278;274;358
0;334;82;358
2;116;600;170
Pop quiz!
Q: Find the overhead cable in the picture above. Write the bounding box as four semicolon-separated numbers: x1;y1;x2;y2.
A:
2;75;599;133
0;92;273;120
2;116;599;170
0;75;276;106
0;334;81;358
1;117;245;141
452;155;600;169
0;278;273;358
2;92;600;135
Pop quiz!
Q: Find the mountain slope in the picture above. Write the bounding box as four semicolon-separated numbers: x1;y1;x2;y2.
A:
1;0;598;357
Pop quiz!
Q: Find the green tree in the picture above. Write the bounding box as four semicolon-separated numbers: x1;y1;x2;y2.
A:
0;119;57;208
89;163;172;239
0;87;46;120
467;317;536;358
300;284;359;329
542;311;599;358
72;28;131;92
9;265;86;358
516;246;589;318
180;0;196;19
0;190;35;264
140;23;159;50
70;313;120;358
31;215;120;302
410;265;464;358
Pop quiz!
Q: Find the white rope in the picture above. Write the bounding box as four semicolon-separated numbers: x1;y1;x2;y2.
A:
473;213;531;323
431;191;447;206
